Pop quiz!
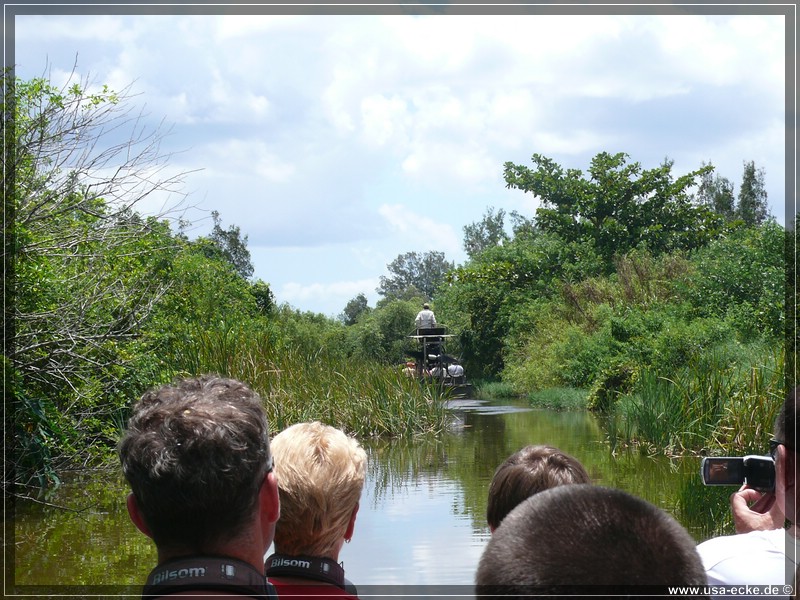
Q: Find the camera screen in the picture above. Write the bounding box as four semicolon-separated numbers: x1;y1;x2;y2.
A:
701;456;775;492
701;457;745;485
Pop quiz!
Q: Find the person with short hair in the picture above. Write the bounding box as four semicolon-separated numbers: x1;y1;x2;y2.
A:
486;444;590;532
119;375;280;599
475;484;708;598
265;421;366;599
415;303;436;330
696;386;800;588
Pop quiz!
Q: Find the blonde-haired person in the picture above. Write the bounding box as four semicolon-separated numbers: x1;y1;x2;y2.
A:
266;421;366;599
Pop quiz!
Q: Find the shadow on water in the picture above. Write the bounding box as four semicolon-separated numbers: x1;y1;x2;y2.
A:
9;395;729;587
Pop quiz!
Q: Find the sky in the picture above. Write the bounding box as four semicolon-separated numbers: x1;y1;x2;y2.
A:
11;5;790;317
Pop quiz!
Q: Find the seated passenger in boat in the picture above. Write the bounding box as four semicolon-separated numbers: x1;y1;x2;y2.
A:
266;421;366;599
486;445;590;532
476;485;707;597
402;361;416;377
447;363;465;383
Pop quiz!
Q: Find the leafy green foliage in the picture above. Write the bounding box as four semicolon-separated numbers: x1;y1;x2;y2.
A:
348;298;420;364
4;70;193;485
463;206;509;259
250;279;275;315
206;210;254;279
9;76;788;495
377;250;454;300
737;160;769;226
696;162;735;220
504;152;723;272
340;292;371;325
674;221;784;339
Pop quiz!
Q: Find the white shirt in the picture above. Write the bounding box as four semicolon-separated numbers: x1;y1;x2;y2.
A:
697;528;798;590
447;364;464;377
415;309;436;329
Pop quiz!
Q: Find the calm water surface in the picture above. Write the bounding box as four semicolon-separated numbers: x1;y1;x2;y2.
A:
12;396;713;589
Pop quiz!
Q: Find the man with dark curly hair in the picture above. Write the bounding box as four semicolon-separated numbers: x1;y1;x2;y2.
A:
119;375;280;599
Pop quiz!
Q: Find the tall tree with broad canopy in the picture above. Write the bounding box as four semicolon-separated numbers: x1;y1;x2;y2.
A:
377;250;454;301
503;152;723;272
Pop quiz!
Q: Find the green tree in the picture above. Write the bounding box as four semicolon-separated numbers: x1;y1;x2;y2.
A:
377;250;454;300
340;292;370;326
349;298;420;364
250;279;275;316
463;207;509;259
696;162;736;220
676;221;784;339
736;161;769;226
503;152;722;272
4;71;188;486
207;210;254;279
440;232;604;379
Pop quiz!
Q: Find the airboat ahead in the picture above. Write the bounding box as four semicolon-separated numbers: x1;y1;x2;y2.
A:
405;325;475;399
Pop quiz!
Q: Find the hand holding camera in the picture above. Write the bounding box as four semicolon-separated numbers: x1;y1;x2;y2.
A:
730;485;783;533
700;453;783;533
700;455;775;492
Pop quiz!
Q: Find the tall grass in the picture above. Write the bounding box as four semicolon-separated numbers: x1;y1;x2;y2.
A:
528;387;589;410
475;381;517;399
608;343;784;456
167;324;450;438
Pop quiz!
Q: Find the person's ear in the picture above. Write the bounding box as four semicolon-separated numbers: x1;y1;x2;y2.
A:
126;493;153;539
260;471;280;525
344;502;359;541
783;446;796;490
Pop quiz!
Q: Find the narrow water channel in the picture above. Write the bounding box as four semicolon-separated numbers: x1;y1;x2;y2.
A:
11;396;718;590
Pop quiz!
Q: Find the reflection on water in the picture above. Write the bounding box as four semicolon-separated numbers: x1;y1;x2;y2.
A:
344;396;704;585
11;396;721;588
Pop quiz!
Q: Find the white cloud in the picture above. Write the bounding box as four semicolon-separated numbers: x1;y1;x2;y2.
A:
360;94;410;147
652;15;783;90
213;14;306;41
17;14;134;43
378;204;462;258
534;129;614;157
194;139;295;183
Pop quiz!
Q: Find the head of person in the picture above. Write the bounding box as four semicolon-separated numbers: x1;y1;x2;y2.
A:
423;303;430;310
486;445;590;531
271;421;367;559
476;485;707;598
773;385;799;525
119;375;279;558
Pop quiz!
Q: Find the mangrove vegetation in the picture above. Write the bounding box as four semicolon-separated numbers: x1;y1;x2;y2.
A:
5;71;794;493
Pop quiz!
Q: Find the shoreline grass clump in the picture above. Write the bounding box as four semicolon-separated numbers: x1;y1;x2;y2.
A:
475;381;517;400
528;387;589;411
165;323;450;439
607;343;783;456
